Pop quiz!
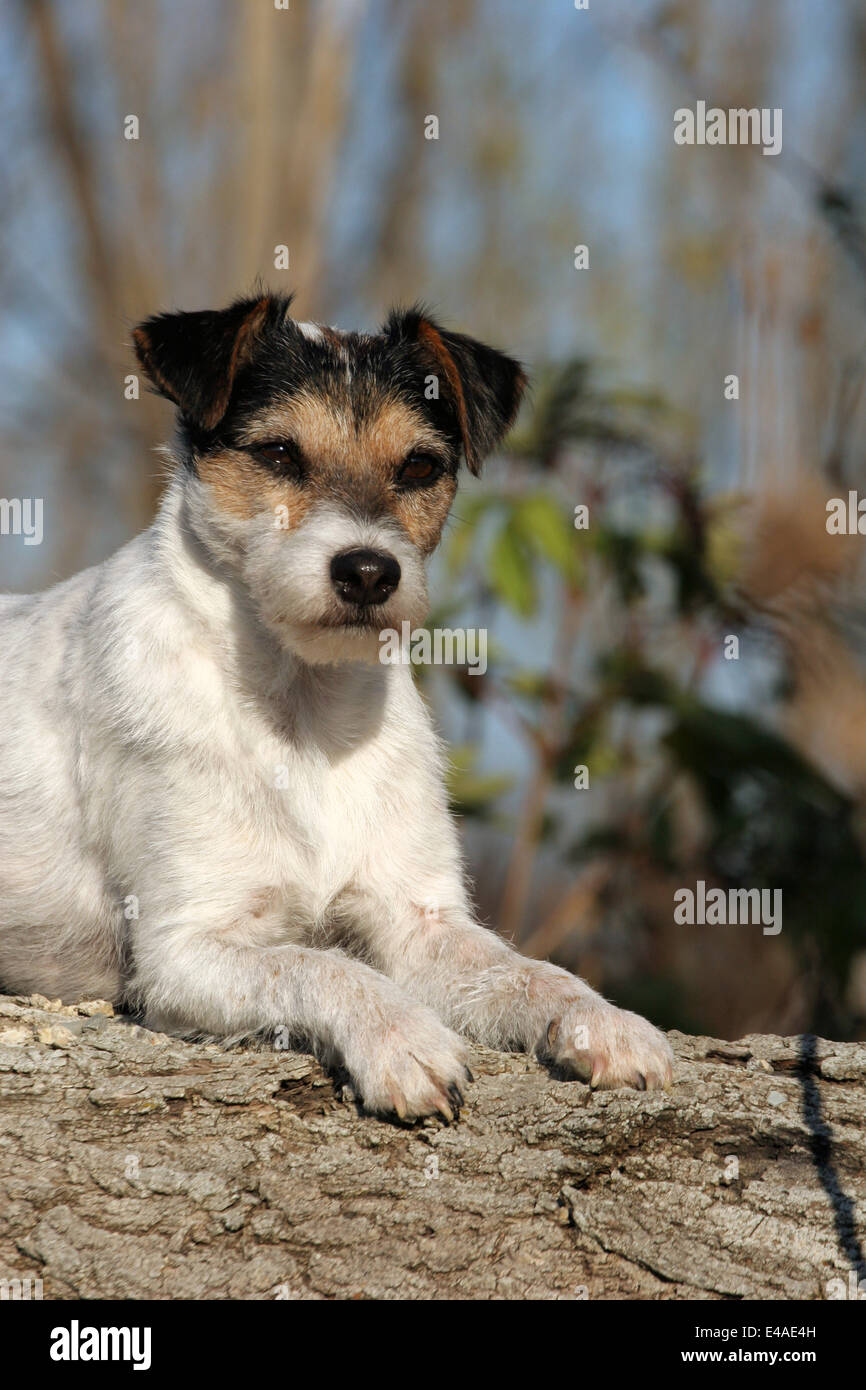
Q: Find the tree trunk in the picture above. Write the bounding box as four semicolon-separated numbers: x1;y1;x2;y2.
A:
1;992;863;1300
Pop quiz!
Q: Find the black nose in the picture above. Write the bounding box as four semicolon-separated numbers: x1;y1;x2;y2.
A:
330;548;401;607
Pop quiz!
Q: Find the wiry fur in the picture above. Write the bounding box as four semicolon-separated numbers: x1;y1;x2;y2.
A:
0;292;672;1119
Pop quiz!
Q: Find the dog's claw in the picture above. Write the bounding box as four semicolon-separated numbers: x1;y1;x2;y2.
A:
434;1094;455;1122
547;1002;674;1093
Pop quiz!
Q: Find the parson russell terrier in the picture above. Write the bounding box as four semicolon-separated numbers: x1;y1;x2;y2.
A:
0;293;673;1119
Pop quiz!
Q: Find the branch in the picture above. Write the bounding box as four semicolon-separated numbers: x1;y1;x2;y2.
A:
1;992;863;1298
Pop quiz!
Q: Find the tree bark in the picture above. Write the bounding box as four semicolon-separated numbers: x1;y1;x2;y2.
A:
1;992;864;1300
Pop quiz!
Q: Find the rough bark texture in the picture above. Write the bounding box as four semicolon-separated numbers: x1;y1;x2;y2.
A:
1;992;864;1300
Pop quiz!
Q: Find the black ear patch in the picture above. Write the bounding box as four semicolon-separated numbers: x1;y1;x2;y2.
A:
384;306;527;473
132;293;280;431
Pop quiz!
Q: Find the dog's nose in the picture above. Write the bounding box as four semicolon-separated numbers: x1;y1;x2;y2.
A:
330;548;401;606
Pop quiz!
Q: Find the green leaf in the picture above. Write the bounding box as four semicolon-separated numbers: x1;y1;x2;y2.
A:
507;669;553;700
488;519;537;616
514;493;578;576
445;745;513;818
447;494;501;576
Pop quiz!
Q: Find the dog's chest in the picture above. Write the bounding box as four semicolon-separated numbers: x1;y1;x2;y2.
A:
223;673;435;898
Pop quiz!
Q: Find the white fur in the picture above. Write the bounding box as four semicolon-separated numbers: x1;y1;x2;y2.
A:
0;469;672;1117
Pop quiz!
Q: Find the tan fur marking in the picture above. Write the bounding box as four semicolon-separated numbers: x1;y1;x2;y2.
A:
217;296;272;427
238;392;445;472
417;319;472;466
197;449;314;526
132;295;272;431
131;327;175;404
202;390;455;552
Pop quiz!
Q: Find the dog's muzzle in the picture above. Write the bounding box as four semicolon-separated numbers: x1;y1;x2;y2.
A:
330;548;401;607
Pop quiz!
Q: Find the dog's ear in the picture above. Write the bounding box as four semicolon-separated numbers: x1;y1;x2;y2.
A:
132;293;278;431
383;307;527;474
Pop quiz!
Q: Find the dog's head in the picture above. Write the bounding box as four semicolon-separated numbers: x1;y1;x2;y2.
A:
133;292;526;663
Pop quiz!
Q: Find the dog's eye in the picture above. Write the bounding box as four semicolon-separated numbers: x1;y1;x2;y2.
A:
253;441;305;479
397;453;443;488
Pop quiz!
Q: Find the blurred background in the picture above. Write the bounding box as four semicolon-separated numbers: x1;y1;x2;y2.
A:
2;0;866;1040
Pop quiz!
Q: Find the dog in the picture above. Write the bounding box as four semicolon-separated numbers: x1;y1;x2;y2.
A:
0;292;673;1119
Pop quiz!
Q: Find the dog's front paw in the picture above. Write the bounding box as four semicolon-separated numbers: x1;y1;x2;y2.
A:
346;1006;471;1122
545;999;673;1092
